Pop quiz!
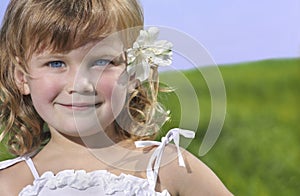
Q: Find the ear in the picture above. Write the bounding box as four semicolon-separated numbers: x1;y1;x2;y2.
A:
14;66;30;95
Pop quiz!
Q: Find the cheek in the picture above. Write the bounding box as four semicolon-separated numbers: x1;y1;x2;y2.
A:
97;69;126;100
97;77;123;103
99;79;114;99
29;77;63;106
97;73;127;110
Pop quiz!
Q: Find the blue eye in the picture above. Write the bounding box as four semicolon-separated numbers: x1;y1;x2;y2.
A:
94;59;112;67
48;61;66;68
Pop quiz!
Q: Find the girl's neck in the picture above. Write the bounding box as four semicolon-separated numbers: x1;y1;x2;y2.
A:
46;124;122;154
36;125;148;173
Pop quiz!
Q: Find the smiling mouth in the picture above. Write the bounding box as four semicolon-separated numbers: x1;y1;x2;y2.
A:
57;103;102;111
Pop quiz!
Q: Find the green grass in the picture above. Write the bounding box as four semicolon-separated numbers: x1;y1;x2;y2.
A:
1;58;299;195
159;58;300;195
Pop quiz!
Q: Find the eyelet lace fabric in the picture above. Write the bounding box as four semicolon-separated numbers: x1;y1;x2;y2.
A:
20;170;170;196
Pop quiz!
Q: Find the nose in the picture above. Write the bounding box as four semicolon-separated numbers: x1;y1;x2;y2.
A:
66;68;95;95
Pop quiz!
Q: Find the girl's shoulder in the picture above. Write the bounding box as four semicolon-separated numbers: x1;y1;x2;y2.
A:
139;128;232;195
0;150;38;170
158;147;233;195
0;156;36;195
0;155;26;170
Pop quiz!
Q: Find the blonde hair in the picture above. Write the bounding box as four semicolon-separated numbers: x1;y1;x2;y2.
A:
0;0;167;156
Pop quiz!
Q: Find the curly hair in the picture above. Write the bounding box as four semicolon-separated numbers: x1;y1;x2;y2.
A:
0;0;168;156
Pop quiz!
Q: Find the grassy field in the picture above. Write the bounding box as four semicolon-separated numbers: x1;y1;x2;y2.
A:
159;58;300;195
1;58;299;195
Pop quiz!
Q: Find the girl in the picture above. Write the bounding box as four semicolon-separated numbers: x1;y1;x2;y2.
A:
0;0;232;195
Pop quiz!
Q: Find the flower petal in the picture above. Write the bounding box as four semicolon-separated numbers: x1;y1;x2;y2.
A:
135;60;150;81
126;27;173;80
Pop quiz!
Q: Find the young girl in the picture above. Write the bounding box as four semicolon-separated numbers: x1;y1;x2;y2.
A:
0;0;232;195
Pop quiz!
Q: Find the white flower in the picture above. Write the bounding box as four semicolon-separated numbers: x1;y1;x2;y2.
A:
127;27;173;81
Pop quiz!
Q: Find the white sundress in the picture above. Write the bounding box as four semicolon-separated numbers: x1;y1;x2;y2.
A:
0;128;195;196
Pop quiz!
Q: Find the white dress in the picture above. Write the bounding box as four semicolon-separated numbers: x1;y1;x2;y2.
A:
0;128;195;196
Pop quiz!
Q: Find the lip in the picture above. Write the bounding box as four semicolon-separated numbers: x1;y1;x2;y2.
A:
56;102;102;111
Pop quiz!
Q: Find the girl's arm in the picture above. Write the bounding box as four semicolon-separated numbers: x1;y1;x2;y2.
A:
159;147;233;195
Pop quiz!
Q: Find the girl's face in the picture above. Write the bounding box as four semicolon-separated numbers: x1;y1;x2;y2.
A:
18;36;128;137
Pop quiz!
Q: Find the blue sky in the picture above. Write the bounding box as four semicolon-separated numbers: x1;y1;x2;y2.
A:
1;0;299;66
140;0;300;65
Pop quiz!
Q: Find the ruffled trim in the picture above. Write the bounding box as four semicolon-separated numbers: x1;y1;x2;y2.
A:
20;170;170;196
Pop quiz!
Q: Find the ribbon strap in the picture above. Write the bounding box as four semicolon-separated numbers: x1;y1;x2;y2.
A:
135;128;195;189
